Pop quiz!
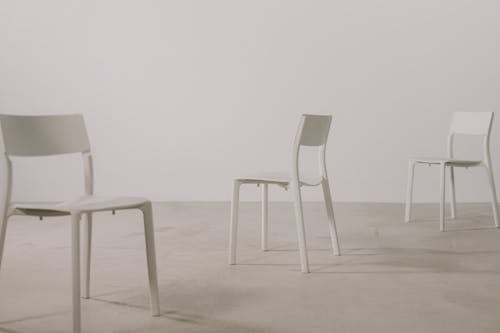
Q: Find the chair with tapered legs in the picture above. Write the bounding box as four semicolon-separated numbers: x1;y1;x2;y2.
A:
405;112;499;231
0;114;160;333
229;114;341;273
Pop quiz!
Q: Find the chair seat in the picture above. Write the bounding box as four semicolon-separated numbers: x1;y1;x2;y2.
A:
411;157;483;167
236;172;323;187
11;195;149;216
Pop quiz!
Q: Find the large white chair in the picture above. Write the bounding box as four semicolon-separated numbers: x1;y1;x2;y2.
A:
0;114;160;333
405;112;499;231
229;114;341;273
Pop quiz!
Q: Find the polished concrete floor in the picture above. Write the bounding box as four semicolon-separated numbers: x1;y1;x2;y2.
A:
1;202;500;333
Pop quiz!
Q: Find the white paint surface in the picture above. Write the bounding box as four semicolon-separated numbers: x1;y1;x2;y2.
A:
1;1;499;202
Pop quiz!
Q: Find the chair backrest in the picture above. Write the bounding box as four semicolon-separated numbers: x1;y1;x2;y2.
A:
447;112;495;162
0;114;90;156
449;112;494;136
292;114;332;181
295;114;332;147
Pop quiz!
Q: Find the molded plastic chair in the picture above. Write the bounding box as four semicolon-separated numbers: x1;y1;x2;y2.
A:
229;114;341;273
405;112;499;231
0;114;160;333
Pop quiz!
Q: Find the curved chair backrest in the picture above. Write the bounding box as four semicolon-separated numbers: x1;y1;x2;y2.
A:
0;114;90;157
447;112;495;163
295;114;332;147
449;112;494;137
292;114;333;181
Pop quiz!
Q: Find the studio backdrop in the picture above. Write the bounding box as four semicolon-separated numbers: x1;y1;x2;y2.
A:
1;0;499;202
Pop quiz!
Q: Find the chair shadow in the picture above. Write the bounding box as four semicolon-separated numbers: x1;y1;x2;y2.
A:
0;310;70;333
444;226;499;232
310;247;500;274
234;244;500;274
344;247;500;256
264;248;331;252
89;287;281;332
0;326;24;333
0;311;69;326
408;221;497;232
408;212;498;232
89;297;203;325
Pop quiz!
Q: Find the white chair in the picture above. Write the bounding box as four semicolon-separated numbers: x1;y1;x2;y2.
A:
405;112;499;231
0;114;160;333
229;114;341;273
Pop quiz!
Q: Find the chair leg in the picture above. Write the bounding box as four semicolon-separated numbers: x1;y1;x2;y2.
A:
321;179;341;256
485;166;500;228
82;213;92;299
440;164;446;232
261;184;268;251
229;180;241;265
141;202;161;316
71;213;82;333
449;166;456;219
0;213;9;272
292;183;310;273
405;160;416;223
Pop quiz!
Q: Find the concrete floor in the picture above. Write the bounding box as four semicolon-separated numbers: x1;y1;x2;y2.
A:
1;202;500;333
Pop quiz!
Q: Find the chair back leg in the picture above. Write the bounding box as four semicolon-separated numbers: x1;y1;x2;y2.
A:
229;180;241;265
71;213;82;333
321;180;341;256
449;167;456;219
261;184;269;251
405;161;416;222
82;213;92;299
141;202;161;316
485;166;500;228
0;215;8;271
292;183;310;273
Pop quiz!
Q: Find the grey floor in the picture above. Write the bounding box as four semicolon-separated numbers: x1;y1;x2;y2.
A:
1;202;500;333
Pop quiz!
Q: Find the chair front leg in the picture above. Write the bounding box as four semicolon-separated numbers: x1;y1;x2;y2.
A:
261;184;269;251
71;213;82;333
405;160;416;223
141;202;160;316
292;182;310;273
321;179;341;256
229;180;241;265
82;213;92;299
440;163;446;232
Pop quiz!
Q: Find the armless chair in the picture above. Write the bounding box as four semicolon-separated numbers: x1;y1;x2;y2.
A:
229;114;341;273
405;112;499;231
0;114;160;333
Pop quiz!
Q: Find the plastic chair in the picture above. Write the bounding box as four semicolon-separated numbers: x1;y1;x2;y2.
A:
405;112;499;231
229;114;341;273
0;114;160;333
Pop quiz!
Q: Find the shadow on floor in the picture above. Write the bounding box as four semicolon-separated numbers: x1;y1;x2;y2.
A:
0;311;69;326
90;297;203;325
311;247;500;274
0;327;24;333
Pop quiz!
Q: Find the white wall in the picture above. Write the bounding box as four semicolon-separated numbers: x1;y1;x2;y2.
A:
1;0;499;202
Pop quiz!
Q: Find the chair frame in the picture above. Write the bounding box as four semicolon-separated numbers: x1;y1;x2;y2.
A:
405;112;499;231
0;114;160;333
229;114;341;273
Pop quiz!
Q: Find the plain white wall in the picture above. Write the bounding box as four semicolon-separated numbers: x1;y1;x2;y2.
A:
1;0;499;202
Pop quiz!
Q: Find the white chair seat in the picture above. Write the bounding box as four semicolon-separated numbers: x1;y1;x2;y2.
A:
11;195;149;215
236;172;323;186
411;157;482;167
